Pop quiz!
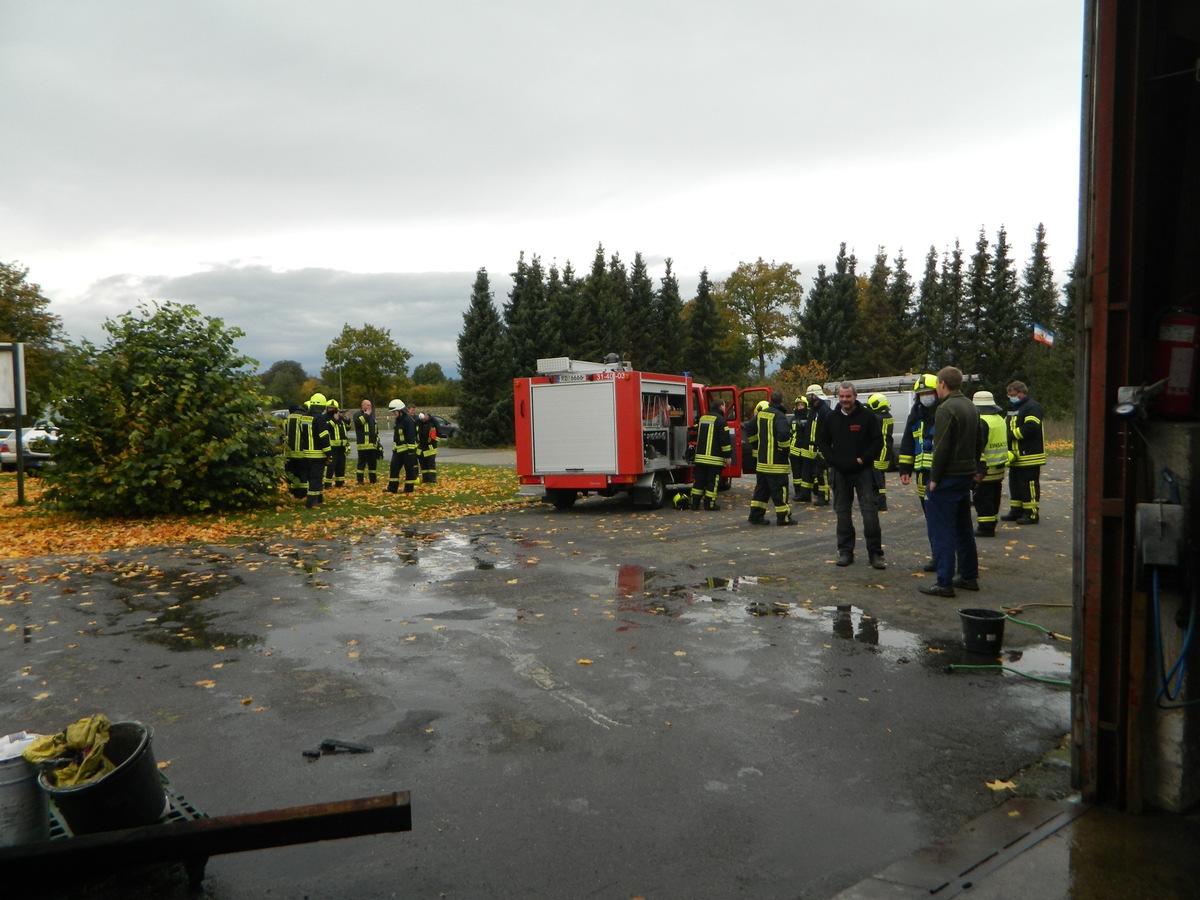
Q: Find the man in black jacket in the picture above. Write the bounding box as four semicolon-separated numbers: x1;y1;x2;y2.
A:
817;382;885;569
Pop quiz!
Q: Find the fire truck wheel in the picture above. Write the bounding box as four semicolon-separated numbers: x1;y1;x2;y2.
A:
635;474;667;510
549;489;577;509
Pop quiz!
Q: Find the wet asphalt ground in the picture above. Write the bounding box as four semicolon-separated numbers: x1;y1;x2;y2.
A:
1;455;1076;898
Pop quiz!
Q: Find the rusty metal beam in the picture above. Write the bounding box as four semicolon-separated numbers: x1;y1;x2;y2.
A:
0;791;411;877
1076;0;1143;810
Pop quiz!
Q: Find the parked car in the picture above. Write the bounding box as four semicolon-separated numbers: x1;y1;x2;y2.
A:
428;414;460;439
0;428;55;471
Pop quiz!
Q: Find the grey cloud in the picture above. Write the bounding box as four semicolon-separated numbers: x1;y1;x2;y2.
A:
62;265;488;378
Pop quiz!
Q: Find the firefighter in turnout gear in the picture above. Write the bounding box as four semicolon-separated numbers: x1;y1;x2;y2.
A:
1001;380;1045;524
416;412;439;484
743;399;770;472
789;396;809;499
353;399;382;484
898;374;938;507
690;398;733;510
866;393;893;511
386;398;420;493
748;390;795;526
283;401;307;498
971;390;1008;536
324;399;348;489
799;384;832;506
286;392;331;508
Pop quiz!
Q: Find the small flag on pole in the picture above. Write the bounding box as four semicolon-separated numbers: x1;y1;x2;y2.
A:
1033;323;1055;346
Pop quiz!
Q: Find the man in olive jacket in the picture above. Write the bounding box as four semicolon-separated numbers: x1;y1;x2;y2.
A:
919;366;983;598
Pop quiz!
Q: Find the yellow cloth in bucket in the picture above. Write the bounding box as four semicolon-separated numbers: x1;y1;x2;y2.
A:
22;714;117;787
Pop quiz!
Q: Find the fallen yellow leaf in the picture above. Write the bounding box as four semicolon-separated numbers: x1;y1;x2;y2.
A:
577;658;594;665
986;779;1017;791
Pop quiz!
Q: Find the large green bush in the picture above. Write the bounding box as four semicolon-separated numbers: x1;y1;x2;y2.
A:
44;302;282;516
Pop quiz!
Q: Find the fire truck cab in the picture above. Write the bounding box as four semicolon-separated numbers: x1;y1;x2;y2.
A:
515;357;759;509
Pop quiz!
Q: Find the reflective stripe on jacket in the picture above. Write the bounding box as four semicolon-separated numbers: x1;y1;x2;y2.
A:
1007;396;1046;466
327;418;348;448
286;409;329;459
354;411;380;451
873;411;893;471
979;412;1008;480
755;408;793;474
694;412;732;467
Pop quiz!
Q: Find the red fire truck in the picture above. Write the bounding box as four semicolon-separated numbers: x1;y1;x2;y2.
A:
514;358;768;509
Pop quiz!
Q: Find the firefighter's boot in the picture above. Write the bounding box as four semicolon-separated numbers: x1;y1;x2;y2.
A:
357;473;364;485
705;498;720;512
691;495;702;511
776;512;795;526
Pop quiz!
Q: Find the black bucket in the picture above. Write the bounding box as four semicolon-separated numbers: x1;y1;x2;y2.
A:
38;721;167;835
958;608;1007;654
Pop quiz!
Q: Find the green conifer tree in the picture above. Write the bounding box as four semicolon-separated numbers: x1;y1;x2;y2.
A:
553;261;582;358
911;246;942;371
624;252;657;369
826;244;860;378
654;258;685;376
457;268;513;446
576;244;617;361
962;227;993;377
606;251;632;362
682;269;722;382
889;249;918;371
984;225;1024;388
856;247;894;376
788;263;834;369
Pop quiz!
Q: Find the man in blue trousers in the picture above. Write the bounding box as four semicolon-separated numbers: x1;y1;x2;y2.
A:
918;367;983;598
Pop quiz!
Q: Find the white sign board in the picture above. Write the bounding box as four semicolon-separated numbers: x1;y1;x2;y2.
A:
0;343;26;412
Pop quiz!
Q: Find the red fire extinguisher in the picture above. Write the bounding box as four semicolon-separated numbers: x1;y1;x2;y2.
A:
1151;307;1200;417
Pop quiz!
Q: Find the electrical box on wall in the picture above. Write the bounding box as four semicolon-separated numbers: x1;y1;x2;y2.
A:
1134;502;1186;569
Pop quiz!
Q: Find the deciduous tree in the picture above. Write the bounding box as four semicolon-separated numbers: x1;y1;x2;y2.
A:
259;360;307;408
44;302;280;516
717;258;804;380
322;323;411;405
0;259;66;418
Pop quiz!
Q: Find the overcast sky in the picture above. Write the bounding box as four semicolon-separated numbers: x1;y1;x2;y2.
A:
3;1;1084;381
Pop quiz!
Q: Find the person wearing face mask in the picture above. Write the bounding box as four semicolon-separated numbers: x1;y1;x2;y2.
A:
898;374;938;503
1001;380;1046;524
898;374;939;570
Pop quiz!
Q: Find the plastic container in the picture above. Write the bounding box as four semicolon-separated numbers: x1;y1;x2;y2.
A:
38;721;167;835
958;608;1007;654
0;731;50;847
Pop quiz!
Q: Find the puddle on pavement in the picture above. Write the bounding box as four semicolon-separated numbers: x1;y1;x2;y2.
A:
612;564;924;659
100;567;260;651
374;528;516;580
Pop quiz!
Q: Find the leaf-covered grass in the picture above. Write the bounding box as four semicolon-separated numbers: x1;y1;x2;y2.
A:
0;464;529;559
